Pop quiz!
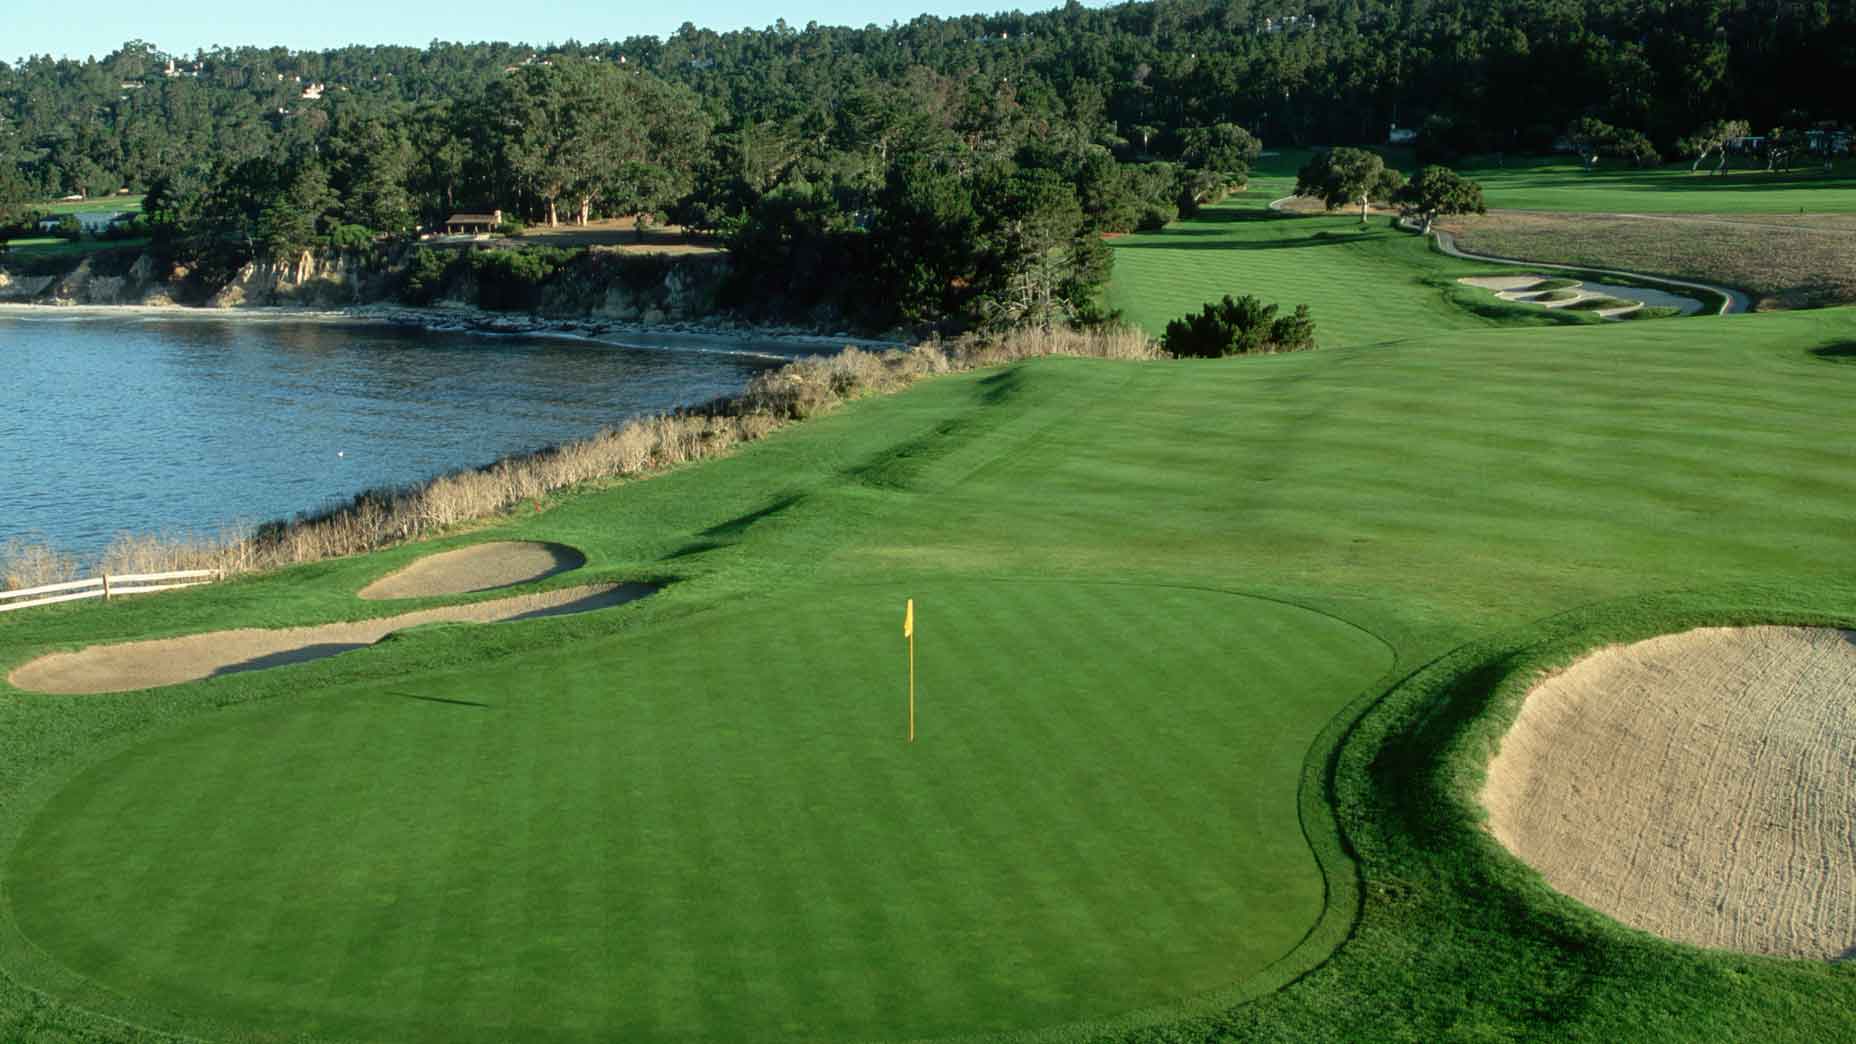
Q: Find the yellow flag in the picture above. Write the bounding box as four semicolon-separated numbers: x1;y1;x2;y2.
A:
903;598;914;638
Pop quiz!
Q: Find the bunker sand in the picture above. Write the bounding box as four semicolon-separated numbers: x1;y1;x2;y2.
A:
1483;626;1856;960
358;540;587;599
8;583;654;695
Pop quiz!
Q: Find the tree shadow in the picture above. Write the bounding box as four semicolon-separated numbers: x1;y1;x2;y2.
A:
211;642;370;678
1808;343;1856;364
698;493;805;538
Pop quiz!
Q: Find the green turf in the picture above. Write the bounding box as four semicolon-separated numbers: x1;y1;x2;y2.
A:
1252;148;1856;214
6;187;1856;1042
1105;192;1591;345
38;195;144;215
6;583;1386;1043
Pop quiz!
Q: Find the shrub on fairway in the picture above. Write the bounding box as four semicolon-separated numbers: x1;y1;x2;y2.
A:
1163;295;1316;357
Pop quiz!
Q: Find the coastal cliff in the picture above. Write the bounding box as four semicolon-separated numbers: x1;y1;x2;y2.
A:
0;244;733;323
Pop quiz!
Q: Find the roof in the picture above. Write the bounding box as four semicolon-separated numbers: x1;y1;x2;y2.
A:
446;213;500;224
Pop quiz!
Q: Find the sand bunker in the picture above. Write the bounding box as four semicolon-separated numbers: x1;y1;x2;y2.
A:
1483;626;1856;960
1456;274;1706;318
9;583;654;695
359;541;587;600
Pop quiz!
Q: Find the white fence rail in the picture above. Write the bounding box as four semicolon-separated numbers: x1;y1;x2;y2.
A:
0;570;220;614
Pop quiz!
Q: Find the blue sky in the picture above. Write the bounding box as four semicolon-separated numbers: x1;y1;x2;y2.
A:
12;1;1089;61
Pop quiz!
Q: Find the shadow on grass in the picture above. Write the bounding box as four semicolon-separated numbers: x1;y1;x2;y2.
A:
1116;234;1381;253
1809;343;1856;364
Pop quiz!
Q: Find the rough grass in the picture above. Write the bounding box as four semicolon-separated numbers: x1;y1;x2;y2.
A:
1439;209;1856;308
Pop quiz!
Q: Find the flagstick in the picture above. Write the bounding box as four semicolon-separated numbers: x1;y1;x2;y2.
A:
908;629;916;743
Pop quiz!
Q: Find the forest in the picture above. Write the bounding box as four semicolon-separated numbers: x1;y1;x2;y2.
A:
2;0;1852;328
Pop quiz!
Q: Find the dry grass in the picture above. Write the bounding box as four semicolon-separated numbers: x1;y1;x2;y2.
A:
1439;210;1856;309
0;539;81;591
18;326;1160;585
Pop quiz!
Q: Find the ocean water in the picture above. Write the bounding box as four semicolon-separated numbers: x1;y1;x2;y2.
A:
0;312;806;562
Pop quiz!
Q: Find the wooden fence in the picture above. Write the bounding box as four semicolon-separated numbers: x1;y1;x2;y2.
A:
0;570;220;614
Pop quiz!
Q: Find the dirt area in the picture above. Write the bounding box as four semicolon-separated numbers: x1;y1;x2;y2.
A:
359;541;586;600
1482;626;1856;960
514;217;723;256
8;583;655;695
1440;210;1856;309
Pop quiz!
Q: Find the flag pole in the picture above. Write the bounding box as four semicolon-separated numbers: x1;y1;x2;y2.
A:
908;627;916;743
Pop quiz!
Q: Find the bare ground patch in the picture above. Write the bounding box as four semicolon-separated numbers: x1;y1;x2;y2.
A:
1439;210;1856;309
1483;626;1856;960
358;541;586;600
8;582;656;694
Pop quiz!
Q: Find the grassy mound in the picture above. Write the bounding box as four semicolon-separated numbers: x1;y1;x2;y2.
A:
1536;288;1582;302
1529;277;1581;291
1616;305;1682;320
1566;295;1638;310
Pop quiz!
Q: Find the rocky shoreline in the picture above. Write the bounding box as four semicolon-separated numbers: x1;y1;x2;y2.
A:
0;299;905;355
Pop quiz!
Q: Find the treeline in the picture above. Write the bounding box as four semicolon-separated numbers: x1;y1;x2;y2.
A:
4;0;1853;326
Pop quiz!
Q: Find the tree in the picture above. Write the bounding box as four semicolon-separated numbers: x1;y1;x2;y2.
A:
1608;128;1660;167
1565;117;1619;171
1162;294;1316;357
1679;118;1751;174
1394;166;1487;234
1177;123;1261;178
1296;147;1406;222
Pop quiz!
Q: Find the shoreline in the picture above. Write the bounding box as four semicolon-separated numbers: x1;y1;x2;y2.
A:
0;301;906;357
1;302;910;571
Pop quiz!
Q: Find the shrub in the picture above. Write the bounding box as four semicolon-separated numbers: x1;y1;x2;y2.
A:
326;224;376;251
469;246;580;311
496;218;526;237
51;214;83;241
1162;295;1316;358
400;246;455;306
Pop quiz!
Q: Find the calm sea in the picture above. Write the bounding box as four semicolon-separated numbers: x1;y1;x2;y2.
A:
0;313;807;562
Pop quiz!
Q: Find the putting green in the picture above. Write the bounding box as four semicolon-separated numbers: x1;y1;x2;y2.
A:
4;581;1388;1043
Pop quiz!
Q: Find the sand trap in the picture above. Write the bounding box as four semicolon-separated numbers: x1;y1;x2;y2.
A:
1456;275;1705;318
8;583;654;695
1483;626;1856;960
359;541;587;600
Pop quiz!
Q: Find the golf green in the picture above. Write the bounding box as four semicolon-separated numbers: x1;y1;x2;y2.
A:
5;582;1388;1043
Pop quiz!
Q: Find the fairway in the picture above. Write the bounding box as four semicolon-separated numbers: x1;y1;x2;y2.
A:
5;583;1387;1043
1458;156;1856;214
1105;193;1584;345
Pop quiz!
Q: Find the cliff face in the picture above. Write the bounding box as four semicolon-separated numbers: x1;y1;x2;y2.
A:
0;246;732;322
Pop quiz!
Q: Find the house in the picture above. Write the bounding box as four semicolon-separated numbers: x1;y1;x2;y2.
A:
1388;124;1418;145
444;210;504;235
